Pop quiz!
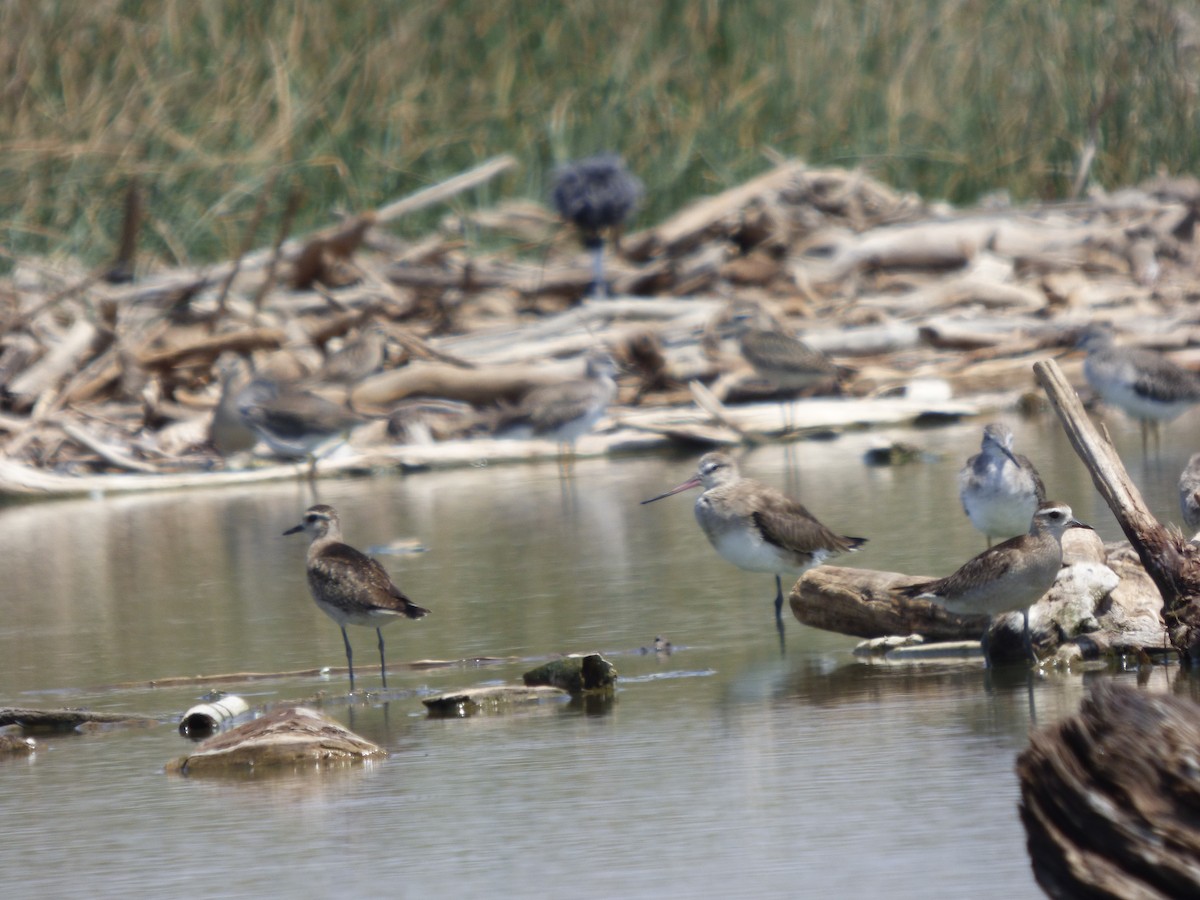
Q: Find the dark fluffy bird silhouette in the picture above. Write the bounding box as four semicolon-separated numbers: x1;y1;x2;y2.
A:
551;153;642;299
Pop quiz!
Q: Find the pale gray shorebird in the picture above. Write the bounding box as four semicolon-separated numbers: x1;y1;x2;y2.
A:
641;452;866;633
899;500;1090;666
1179;452;1200;533
208;355;259;458
551;154;642;299
958;423;1047;548
1078;323;1200;451
499;350;618;470
284;504;429;692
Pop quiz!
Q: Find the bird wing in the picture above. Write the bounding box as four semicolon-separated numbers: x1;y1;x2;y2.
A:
740;329;836;375
750;490;864;555
308;543;428;618
524;380;612;433
1128;351;1200;403
900;542;1019;599
1018;453;1049;503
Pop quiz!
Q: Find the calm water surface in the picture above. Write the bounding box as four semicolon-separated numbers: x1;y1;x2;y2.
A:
3;409;1200;899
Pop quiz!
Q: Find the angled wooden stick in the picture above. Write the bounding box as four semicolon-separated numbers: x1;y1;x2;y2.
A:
1033;358;1200;659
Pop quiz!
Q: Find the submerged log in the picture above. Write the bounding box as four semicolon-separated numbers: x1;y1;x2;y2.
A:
0;706;160;733
0;733;36;755
165;706;385;775
1017;681;1200;899
522;654;618;694
422;684;570;717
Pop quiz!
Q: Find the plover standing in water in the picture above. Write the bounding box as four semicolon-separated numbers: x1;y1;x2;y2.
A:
284;504;429;691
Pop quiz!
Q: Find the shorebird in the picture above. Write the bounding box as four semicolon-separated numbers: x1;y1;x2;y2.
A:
208;355;259;458
319;322;388;385
729;303;840;396
499;350;618;470
284;504;429;692
551;154;642;299
958;422;1047;548
1078;323;1200;451
1179;452;1200;533
641;451;866;631
899;500;1090;665
238;380;363;474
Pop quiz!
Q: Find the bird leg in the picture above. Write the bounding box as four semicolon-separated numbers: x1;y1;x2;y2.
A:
1022;607;1037;667
980;619;993;669
341;625;356;692
377;627;388;689
590;243;608;300
772;576;788;653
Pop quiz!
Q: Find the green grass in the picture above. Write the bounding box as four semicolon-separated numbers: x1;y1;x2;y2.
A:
1;0;1196;269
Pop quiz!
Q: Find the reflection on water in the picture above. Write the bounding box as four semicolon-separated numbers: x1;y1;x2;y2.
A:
3;410;1200;897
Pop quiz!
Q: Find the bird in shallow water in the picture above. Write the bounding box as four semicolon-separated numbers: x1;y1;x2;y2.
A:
641;451;866;639
551;154;642;299
898;500;1090;666
1078;323;1200;452
958;422;1047;548
284;504;429;692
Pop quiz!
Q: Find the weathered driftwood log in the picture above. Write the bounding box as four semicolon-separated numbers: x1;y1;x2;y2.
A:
0;707;160;733
165;706;385;775
7;318;102;411
422;684;570;717
791;566;990;642
136;327;285;369
351;361;565;410
1017;681;1200;898
1034;359;1200;660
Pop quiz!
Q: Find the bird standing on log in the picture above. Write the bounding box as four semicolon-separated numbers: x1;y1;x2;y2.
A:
899;501;1089;666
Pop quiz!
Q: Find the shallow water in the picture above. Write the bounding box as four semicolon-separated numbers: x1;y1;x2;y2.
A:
2;408;1199;898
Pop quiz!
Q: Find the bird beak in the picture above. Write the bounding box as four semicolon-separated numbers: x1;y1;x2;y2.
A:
1068;518;1093;531
282;523;305;536
640;476;703;504
996;443;1021;467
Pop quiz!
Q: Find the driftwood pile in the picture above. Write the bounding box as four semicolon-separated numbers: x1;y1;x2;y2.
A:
2;156;1200;495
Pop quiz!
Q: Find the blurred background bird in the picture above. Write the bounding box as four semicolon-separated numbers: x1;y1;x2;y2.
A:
551;153;642;299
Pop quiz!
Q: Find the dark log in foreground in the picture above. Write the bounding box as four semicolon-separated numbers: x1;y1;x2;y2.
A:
1018;682;1200;899
1034;359;1200;660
